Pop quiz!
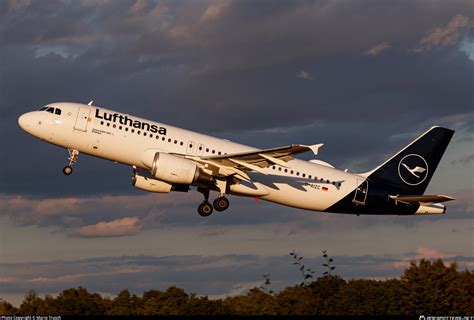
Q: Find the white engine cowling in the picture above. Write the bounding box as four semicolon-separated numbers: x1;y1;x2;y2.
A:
415;203;446;215
151;152;211;184
133;173;173;193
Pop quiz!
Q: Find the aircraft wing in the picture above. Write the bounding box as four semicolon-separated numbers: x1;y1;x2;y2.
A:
185;143;323;181
389;194;455;205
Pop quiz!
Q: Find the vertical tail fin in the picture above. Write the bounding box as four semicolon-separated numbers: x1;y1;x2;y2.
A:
365;126;454;195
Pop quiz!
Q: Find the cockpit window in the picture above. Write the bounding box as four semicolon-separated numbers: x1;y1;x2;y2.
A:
55;108;61;115
39;107;48;111
46;107;54;113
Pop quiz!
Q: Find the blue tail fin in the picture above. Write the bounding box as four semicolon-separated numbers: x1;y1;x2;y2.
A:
366;126;454;195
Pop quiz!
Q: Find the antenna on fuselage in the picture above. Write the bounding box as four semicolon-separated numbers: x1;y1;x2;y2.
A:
87;100;94;106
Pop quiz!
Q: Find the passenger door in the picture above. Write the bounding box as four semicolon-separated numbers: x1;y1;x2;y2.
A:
74;106;91;132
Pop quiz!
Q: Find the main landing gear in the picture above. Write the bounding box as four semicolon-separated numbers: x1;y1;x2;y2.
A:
63;149;79;176
197;187;230;217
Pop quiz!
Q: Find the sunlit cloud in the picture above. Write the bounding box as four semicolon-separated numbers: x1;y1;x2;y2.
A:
414;14;473;53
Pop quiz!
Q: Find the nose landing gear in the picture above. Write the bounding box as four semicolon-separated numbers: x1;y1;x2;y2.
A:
63;149;79;176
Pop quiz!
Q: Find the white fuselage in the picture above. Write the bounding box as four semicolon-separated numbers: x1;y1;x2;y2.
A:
19;102;364;212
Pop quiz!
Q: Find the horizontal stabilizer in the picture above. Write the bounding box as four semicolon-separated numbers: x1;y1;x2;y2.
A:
389;194;455;205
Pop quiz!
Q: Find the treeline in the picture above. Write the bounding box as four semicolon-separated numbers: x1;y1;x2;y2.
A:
1;259;472;315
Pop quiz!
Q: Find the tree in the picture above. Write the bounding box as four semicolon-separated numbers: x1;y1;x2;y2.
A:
401;259;473;315
224;288;276;315
0;298;18;315
18;290;42;315
54;287;106;315
107;289;140;315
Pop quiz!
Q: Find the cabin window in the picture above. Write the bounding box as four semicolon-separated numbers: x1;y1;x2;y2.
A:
106;123;110;127
168;138;171;142
308;175;312;179
218;151;221;155
119;126;122;130
180;141;184;146
278;167;282;171
113;124;116;128
162;137;165;141
296;172;300;176
199;146;203;150
291;170;294;174
131;129;134;133
137;130;141;135
54;109;61;115
156;135;159;139
125;127;129;132
284;169;288;173
302;173;306;178
174;140;177;144
206;148;209;152
212;150;215;154
100;121;104;125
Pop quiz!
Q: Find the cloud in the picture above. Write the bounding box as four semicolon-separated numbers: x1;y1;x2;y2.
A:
296;70;314;81
414;14;473;53
71;217;142;237
365;42;391;56
0;192;200;230
200;1;230;22
451;153;474;165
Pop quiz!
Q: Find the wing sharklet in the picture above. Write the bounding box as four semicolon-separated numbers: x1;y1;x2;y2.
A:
305;143;324;156
258;153;289;167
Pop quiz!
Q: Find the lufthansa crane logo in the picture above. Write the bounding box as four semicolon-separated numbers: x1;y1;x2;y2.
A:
398;154;428;186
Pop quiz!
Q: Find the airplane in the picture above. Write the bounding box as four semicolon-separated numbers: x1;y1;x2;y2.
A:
18;102;455;217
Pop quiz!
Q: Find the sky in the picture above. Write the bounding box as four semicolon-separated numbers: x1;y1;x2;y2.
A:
0;0;473;306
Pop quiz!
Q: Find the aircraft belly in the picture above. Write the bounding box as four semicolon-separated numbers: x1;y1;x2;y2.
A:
258;179;358;212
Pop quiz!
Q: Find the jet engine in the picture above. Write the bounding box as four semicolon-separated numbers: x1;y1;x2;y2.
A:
132;171;190;193
132;173;173;193
151;152;212;184
415;203;446;215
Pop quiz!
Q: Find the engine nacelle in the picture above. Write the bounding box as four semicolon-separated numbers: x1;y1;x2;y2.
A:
151;152;212;184
415;203;446;215
132;173;173;193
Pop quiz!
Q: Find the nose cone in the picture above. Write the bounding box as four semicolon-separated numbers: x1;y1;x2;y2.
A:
18;112;33;132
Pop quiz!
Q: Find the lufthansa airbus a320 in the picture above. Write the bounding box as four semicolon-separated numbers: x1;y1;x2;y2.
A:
18;102;455;217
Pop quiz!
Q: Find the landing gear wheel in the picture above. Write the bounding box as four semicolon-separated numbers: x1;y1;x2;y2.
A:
213;197;230;212
63;166;73;176
63;149;79;177
198;202;213;217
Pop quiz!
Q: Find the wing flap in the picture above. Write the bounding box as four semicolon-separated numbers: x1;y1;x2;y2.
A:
201;143;324;169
